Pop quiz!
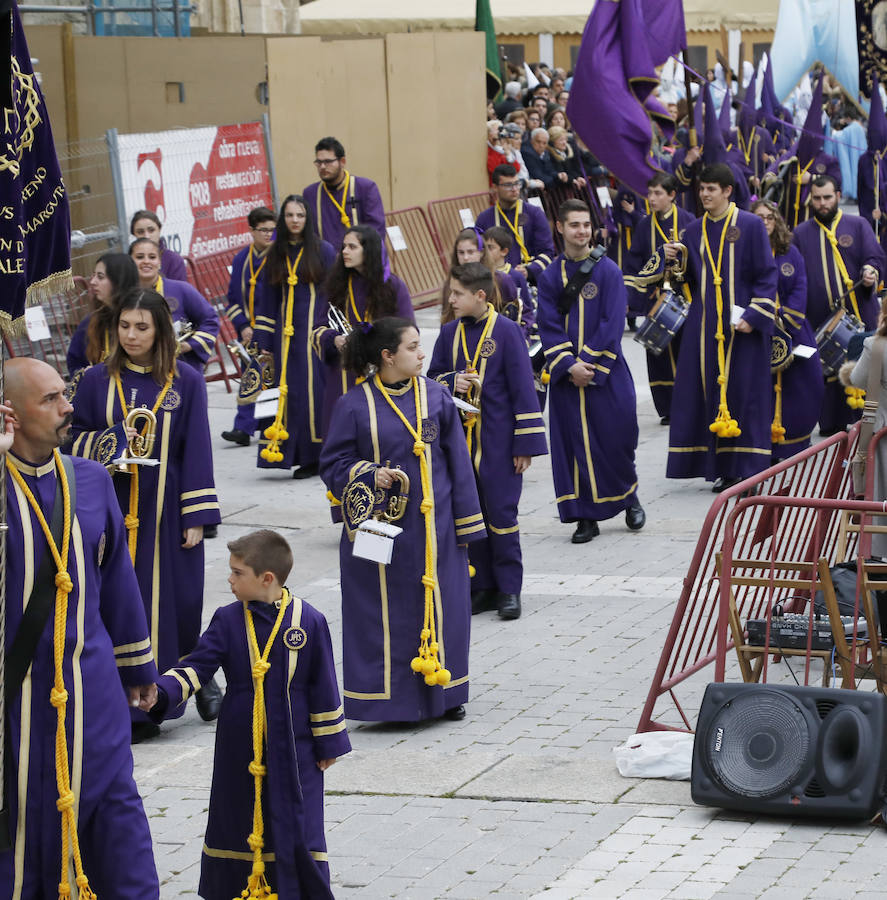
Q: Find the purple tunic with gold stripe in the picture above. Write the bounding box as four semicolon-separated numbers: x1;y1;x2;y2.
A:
155;276;220;372
1;455;159;898
428;308;547;594
319;376;484;721
302;174;386;250
152;595;350;899
475;201;555;281
537;252;640;523
667;205;778;482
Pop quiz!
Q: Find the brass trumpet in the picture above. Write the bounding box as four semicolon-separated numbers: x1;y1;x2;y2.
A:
328;304;352;336
113;405;157;473
378;467;410;523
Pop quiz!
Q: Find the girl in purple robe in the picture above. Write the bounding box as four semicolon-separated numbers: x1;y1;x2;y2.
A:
69;288;221;740
752;200;824;460
320;318;485;722
314;224;414;438
130;209;188;281
258;194;335;478
66;252;138;378
129;237;220;371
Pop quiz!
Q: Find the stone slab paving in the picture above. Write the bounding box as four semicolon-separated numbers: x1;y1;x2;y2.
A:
137;307;887;899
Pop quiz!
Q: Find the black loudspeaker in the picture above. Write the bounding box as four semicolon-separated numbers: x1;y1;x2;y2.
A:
691;683;887;819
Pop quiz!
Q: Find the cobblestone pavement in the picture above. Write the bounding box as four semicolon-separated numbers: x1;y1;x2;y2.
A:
136;308;885;899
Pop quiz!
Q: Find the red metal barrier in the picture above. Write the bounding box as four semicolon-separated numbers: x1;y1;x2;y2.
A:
427;192;492;258
184;254;238;392
638;427;863;734
384;206;448;310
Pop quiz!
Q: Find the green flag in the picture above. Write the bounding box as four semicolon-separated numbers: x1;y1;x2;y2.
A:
475;0;502;101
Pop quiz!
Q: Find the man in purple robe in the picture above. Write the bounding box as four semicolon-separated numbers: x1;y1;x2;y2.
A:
729;71;775;194
221;206;276;446
607;185;644;274
475;164;555;283
665;163;778;491
1;358;159;898
624;172;696;423
428;263;547;621
792;175;885;434
302;136;386;250
536;199;646;543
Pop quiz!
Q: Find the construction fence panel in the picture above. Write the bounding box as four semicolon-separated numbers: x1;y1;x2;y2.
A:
427;192;490;258
384;208;447;310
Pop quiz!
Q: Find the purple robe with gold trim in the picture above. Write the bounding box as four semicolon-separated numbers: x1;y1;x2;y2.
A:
319;376;484;721
155;276;220;372
475;201;555;281
858;150;887;254
667;205;778;482
428;309;547;594
1;455;159;898
537;253;640;522
69;361;220;717
152;596;350;899
302;175;386;250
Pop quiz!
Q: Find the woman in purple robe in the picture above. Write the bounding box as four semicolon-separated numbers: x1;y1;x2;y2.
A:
752;200;824;460
319;318;485;722
69;288;221;740
129;237;220;371
67;252;138;378
130;209;188;281
257;194;335;478
314;225;413;438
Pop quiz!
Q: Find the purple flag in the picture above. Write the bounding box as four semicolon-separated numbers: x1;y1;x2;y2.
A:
867;75;887;153
567;0;686;195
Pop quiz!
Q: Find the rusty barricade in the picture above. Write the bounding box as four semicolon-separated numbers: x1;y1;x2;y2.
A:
384;206;447;310
637;426;867;733
427;192;491;257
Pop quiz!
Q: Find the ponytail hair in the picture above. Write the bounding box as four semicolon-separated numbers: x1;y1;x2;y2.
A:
341;316;415;378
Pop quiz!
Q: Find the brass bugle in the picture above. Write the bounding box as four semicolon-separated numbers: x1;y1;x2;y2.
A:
113;405;157;473
328;304;352;336
663;242;688;287
378;467;410;523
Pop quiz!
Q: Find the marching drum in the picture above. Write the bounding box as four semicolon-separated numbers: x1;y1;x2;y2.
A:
815;308;864;376
634;287;690;355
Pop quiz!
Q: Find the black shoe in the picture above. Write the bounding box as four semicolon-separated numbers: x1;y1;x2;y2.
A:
660;416;670;426
195;676;223;722
471;589;498;615
711;476;741;494
292;463;319;480
497;592;521;620
625;503;646;531
571;519;599;544
221;429;250;446
203;524;218;539
443;705;466;721
131;722;161;744
626;317;638;332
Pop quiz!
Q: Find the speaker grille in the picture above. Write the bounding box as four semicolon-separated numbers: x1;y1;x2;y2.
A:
705;691;811;798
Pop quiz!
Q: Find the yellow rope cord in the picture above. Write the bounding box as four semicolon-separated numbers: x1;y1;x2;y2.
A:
652;205;678;246
456;304;497;455
247;247;268;329
261;248;303;462
347;275;364;324
496;200;531;264
770;259;786;444
702;203;741;438
816;209;863;320
239;588;291;900
113;373;174;563
737;128;752;166
8;452;98;900
373;375;450;686
791;159;814;229
154;274;164;296
322;170;352;227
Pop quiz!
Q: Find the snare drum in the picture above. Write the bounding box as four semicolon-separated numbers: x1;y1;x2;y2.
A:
634;287;689;355
815;309;864;376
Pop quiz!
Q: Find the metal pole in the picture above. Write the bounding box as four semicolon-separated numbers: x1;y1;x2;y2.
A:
106;128;129;248
172;0;180;37
150;0;158;36
0;337;8;850
261;112;279;210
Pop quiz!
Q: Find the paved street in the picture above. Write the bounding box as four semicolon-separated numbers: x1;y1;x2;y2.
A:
136;309;886;899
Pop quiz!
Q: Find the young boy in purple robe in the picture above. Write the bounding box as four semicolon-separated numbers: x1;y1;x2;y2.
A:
221;206;276;447
482;226;536;340
427;262;547;621
147;529;349;900
302;136;386;249
536;199;646;544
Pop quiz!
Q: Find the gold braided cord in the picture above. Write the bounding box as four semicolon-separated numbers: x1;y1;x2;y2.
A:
113;372;175;562
702;203;741;438
652;205;679;246
322;171;352;227
816;209;863;321
347;276;364;324
737;128;752;166
791;159;814;229
261;248;303;462
769;252;786;444
247;248;268;328
8;452;97;900
372;375;450;686
456;305;497;455
240;588;291;900
496;200;531;264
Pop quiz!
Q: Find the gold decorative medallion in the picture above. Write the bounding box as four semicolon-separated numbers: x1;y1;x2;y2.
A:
480;338;497;358
160;388;181;411
580;282;599;299
780;262;795;277
283;626;307;651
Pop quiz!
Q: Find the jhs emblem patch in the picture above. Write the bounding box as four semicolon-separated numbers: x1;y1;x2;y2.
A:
480;338;497;358
421;419;439;442
815;163;826;174
838;234;853;248
161;389;181;411
283;626;307;651
725;226;741;243
580;282;598;300
780;262;795;277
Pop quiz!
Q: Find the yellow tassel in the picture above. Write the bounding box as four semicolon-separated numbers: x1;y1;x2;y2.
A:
771;369;785;443
845;386;865;409
468;564;476;577
541;371;550;385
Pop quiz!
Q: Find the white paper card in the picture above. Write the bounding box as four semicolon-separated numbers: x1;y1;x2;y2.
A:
386;225;408;252
459;208;475;228
453;396;479;414
596;186;613;208
730;305;746;326
527;196;544;209
111;456;160;467
25;306;51;341
254;387;281;419
793;344;817;359
353;520;404;565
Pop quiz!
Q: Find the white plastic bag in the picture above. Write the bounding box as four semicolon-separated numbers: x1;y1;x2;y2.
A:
613;731;695;780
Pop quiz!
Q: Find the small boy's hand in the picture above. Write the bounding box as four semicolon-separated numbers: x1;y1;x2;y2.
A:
129;683;158;711
316;758;338;772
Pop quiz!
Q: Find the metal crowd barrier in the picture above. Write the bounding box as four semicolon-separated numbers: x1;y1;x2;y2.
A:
384;206;447;310
427;191;491;257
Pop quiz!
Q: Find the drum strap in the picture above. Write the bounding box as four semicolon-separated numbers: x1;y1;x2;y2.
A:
556;245;606;315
